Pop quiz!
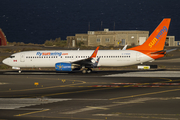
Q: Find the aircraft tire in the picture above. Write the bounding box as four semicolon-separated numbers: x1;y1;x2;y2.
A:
87;68;92;74
82;69;87;74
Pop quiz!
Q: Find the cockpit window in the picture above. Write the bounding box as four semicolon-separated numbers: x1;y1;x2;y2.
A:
9;56;15;58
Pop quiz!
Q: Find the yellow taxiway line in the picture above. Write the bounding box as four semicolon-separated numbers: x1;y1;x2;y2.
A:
109;88;180;100
14;109;50;117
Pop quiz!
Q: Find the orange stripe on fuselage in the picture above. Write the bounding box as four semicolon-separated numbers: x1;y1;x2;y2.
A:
137;50;165;60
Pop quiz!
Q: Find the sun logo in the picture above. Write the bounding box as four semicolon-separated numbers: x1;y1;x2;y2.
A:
57;64;63;70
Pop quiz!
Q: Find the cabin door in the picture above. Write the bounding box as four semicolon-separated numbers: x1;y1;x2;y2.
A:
20;53;25;62
136;52;141;61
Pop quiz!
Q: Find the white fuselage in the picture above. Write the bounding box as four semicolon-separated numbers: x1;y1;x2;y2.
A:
3;50;153;68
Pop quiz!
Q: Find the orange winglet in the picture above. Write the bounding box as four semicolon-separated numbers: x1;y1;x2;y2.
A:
90;46;99;58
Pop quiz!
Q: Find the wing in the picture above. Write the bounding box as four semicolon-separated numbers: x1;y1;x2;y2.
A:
71;46;100;68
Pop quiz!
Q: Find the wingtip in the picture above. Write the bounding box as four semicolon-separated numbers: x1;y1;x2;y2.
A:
90;46;100;58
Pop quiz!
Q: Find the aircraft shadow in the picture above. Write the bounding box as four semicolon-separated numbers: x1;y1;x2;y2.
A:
0;69;167;76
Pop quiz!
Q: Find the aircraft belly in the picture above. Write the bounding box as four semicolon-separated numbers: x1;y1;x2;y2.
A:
98;55;152;67
24;60;55;67
98;59;134;67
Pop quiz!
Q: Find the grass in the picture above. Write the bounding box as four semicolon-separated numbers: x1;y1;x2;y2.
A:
44;38;67;47
0;64;11;69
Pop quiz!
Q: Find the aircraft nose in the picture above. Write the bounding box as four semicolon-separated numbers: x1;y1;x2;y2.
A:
2;58;9;65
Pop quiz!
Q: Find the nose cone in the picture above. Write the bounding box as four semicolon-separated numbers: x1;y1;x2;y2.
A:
2;58;9;65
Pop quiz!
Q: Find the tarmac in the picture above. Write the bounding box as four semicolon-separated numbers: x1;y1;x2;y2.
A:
1;70;180;120
0;46;180;120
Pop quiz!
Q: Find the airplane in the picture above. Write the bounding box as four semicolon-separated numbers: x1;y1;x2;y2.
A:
2;18;173;73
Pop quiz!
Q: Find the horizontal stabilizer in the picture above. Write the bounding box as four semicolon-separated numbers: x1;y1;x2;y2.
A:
151;50;166;54
166;48;177;53
151;48;177;55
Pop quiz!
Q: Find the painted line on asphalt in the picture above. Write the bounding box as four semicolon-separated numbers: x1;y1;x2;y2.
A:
109;88;180;100
0;79;86;93
28;116;103;120
40;87;113;97
14;109;50;116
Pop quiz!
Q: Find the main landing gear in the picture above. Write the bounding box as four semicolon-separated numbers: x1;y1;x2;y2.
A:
82;68;92;74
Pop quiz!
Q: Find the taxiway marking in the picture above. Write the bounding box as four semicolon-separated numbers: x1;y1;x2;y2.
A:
0;98;71;109
28;116;103;120
86;106;109;110
60;98;156;114
14;109;50;116
104;71;180;77
39;87;113;97
0;82;8;85
0;79;86;93
109;88;180;100
93;113;179;120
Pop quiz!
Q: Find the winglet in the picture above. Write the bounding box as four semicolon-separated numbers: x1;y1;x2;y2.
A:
122;45;128;50
90;46;99;58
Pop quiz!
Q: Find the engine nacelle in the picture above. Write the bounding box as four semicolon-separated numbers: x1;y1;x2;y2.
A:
55;63;73;71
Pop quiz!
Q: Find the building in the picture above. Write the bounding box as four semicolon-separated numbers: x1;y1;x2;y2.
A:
67;28;149;47
67;29;179;47
0;28;7;46
165;36;178;46
87;29;149;47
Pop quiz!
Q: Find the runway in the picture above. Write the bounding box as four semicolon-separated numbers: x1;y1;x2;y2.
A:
0;70;180;120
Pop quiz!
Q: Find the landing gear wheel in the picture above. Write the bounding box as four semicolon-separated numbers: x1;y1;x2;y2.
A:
87;68;92;74
82;69;87;74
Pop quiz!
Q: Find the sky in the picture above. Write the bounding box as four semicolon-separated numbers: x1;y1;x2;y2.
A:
0;0;180;44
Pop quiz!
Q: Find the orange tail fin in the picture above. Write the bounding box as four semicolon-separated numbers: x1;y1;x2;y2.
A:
128;18;171;51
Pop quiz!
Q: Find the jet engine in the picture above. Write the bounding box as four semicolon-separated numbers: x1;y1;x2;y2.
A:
55;63;80;71
55;63;73;71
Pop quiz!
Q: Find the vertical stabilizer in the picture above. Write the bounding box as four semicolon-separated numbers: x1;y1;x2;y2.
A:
128;19;171;51
0;28;7;46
